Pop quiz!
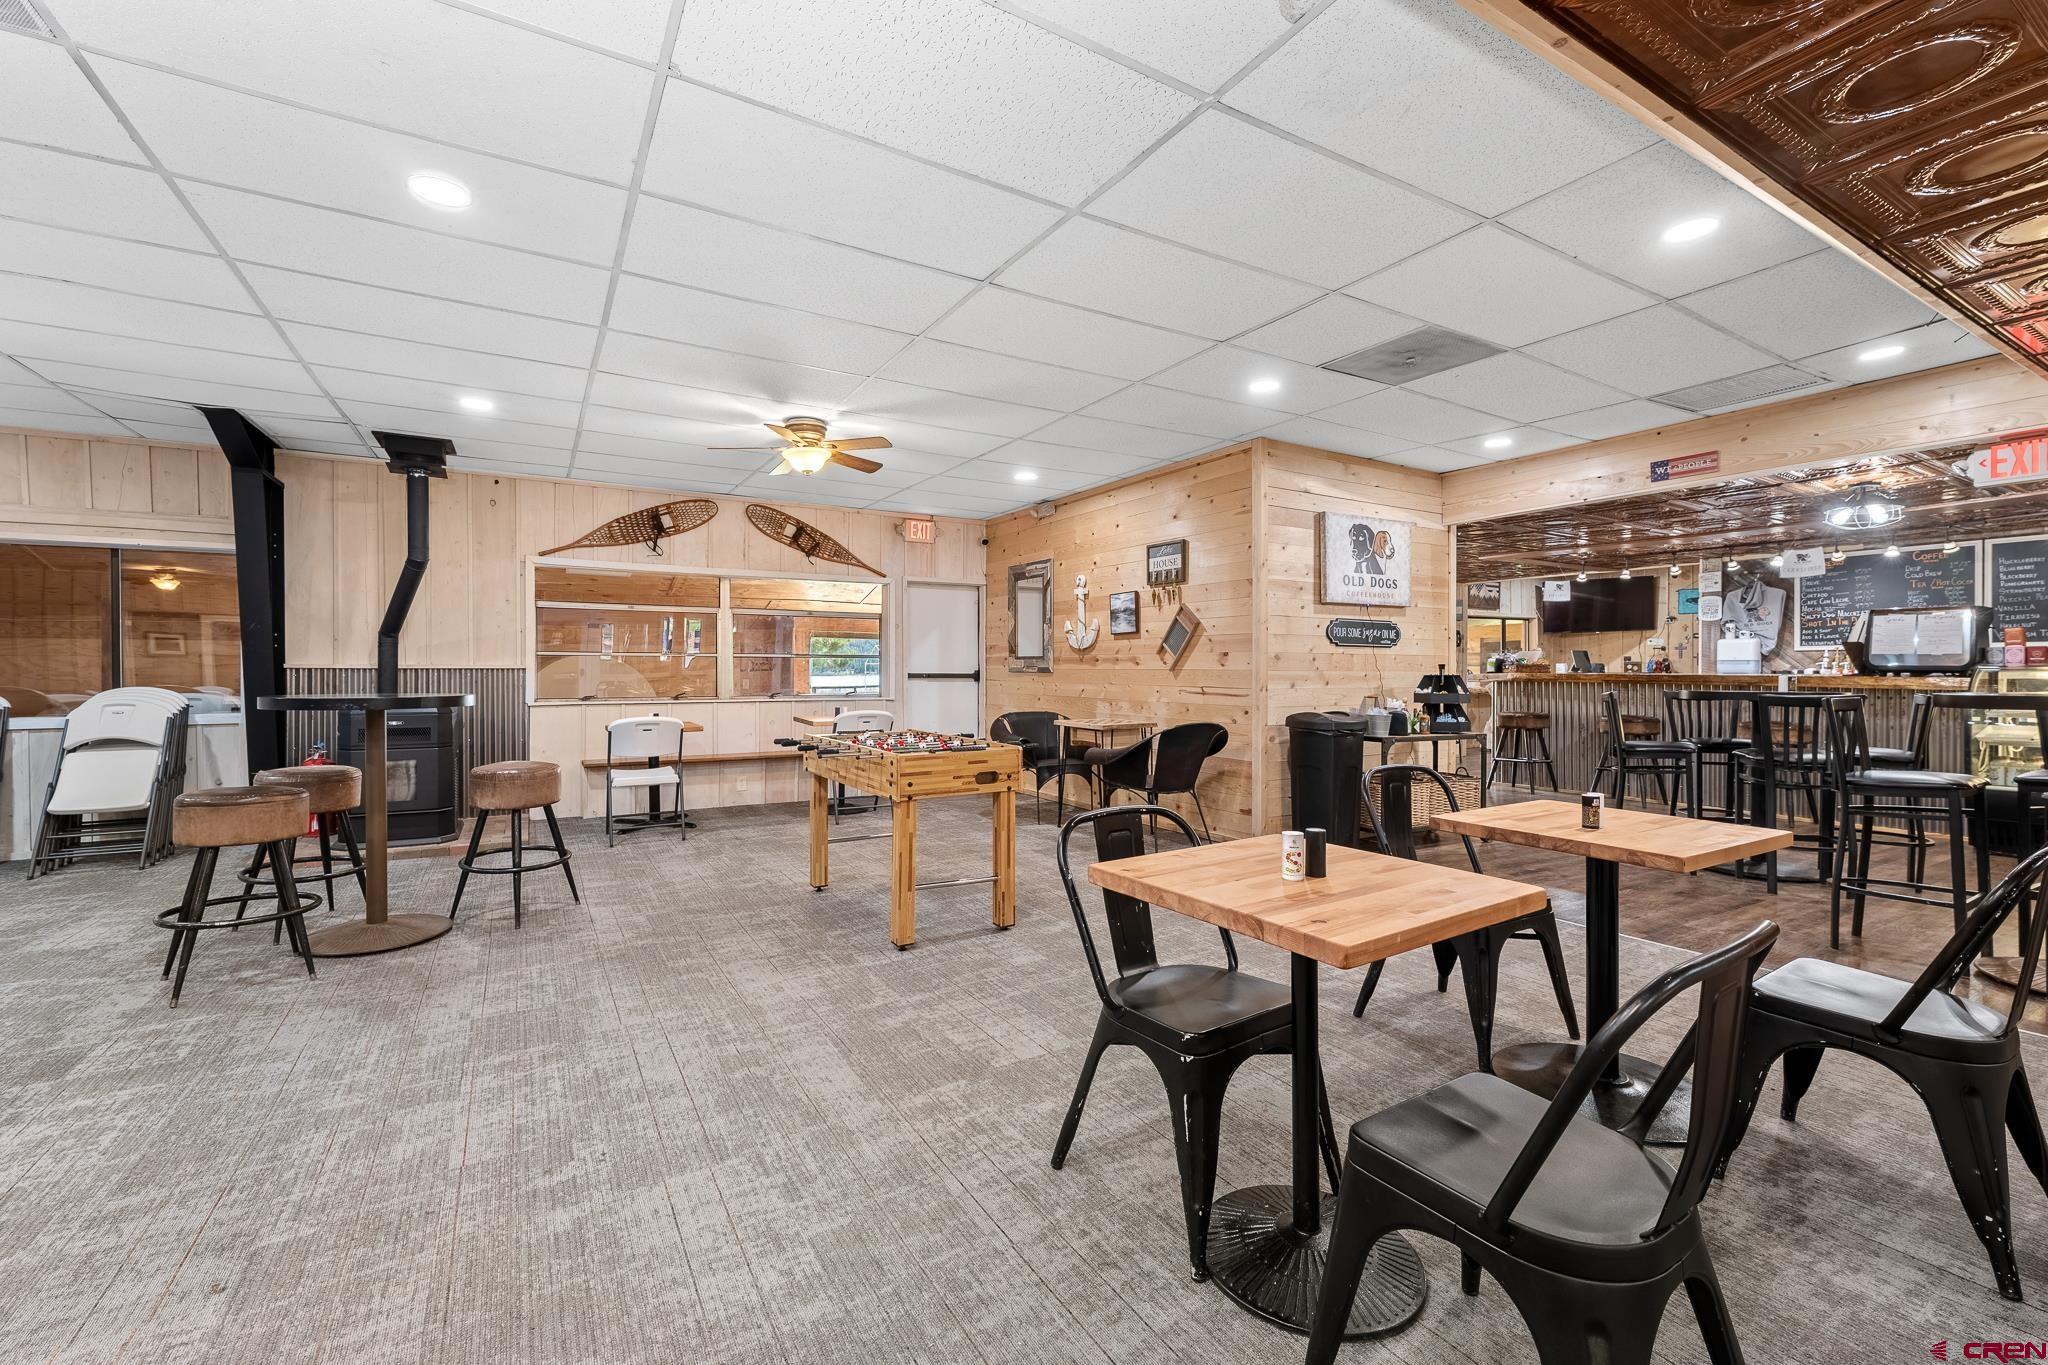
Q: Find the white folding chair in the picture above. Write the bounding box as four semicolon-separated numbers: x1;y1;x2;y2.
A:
94;688;190;864
829;709;894;822
28;691;181;877
604;715;686;848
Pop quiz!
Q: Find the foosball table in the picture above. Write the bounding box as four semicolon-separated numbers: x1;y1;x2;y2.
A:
776;729;1021;949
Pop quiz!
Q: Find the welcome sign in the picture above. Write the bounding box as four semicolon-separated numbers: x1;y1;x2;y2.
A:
1317;512;1412;607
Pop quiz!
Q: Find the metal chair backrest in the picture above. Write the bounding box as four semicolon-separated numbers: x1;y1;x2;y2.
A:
1905;692;1934;765
1746;693;1846;779
990;711;1058;763
833;709;895;734
1664;690;1753;745
1483;920;1780;1240
1055;805;1233;1009
1822;694;1871;776
1599;689;1628;763
607;715;682;762
1889;844;2048;1042
1150;722;1227;796
1362;762;1481;870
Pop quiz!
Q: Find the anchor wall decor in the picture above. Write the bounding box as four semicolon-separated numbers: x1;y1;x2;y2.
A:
1063;573;1099;650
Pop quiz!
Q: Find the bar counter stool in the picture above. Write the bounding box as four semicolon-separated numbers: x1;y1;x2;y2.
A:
233;764;367;930
1665;691;1754;822
154;786;318;1007
1594;691;1699;814
450;760;578;927
1488;713;1558;793
1732;693;1847;894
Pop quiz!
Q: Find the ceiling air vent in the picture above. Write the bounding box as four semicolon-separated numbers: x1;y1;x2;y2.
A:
1650;364;1827;413
1320;326;1503;384
0;0;51;35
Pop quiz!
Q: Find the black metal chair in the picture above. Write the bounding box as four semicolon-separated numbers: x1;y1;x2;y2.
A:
1308;921;1779;1365
1088;722;1227;845
990;710;1095;825
1350;765;1578;1070
1665;690;1754;822
1596;690;1699;815
1734;692;1849;894
1719;846;2048;1302
1050;805;1338;1281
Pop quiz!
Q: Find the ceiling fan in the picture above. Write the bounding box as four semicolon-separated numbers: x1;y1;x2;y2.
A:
711;416;891;476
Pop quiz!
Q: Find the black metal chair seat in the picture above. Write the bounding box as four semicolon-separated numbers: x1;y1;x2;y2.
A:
1868;745;1917;766
1622;739;1697;757
1351;1073;1678;1255
1691;736;1752;754
1753;958;2005;1062
1108;964;1291;1055
1845;767;1986;792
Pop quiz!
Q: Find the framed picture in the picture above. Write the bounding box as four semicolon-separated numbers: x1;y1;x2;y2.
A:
1146;539;1186;586
1317;512;1412;607
1678;588;1700;615
1108;591;1138;636
144;632;186;656
1464;581;1502;612
1158;603;1202;667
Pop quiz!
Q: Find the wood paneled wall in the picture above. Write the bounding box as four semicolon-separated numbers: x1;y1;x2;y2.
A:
983;446;1257;838
0;428;231;548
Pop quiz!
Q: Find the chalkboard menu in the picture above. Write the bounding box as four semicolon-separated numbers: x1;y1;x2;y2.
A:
1993;537;2048;639
1794;545;1979;648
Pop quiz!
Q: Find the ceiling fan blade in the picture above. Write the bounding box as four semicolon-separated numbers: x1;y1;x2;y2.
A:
708;445;782;451
828;435;892;451
828;450;884;474
767;458;792;475
766;423;796;441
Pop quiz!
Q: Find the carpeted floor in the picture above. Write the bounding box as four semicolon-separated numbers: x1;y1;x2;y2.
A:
1;800;2045;1363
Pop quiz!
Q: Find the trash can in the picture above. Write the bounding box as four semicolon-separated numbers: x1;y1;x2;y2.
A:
1286;712;1371;849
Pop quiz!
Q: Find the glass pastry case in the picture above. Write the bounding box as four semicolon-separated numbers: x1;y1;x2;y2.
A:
1966;666;2048;853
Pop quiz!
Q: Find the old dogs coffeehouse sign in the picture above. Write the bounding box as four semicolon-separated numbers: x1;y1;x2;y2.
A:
1317;512;1412;607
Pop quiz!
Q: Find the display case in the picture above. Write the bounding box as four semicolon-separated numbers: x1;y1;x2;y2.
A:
1967;666;2048;853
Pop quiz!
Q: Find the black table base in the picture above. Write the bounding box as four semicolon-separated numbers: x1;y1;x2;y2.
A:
1207;1187;1426;1337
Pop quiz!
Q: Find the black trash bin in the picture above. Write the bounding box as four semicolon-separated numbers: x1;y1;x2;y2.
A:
1286;712;1371;849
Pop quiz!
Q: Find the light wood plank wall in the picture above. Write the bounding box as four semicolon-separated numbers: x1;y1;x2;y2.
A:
0;428;232;548
277;452;984;817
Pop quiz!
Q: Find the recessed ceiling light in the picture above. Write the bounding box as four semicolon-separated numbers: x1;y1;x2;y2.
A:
1012;469;1039;482
1482;434;1513;450
1661;216;1720;244
408;172;472;210
1247;378;1282;395
1858;344;1907;363
457;394;495;413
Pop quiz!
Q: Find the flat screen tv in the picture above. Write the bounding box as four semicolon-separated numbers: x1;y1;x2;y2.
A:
1538;577;1657;634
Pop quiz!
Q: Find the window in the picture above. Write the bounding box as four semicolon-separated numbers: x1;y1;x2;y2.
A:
0;544;239;717
1470;617;1529;658
531;566;883;702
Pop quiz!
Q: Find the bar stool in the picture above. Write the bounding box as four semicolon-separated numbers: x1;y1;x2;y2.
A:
2022;770;2048;850
1593;691;1698;813
232;764;367;932
1488;713;1558;793
1732;693;1847;893
154;786;317;1007
1665;690;1755;822
450;760;578;927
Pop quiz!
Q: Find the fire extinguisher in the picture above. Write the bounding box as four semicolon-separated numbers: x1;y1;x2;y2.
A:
302;739;329;837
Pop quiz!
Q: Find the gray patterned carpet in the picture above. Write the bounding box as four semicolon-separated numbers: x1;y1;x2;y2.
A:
2;800;2046;1364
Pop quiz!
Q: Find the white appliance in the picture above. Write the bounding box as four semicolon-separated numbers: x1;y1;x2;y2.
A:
1716;638;1763;675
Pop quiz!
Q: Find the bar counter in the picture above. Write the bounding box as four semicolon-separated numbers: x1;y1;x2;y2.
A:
1480;671;1968;792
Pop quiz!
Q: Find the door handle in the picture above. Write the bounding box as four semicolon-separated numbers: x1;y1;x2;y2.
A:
908;671;981;682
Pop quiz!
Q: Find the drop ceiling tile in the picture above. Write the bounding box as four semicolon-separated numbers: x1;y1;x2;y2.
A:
1376;445;1489;473
43;365;340;416
1543;398;1694;441
983;440;1159;477
125;419;222;442
1499;143;1826;297
283;325;588;399
1253;416;1412;459
1404;352;1631;424
63;0;655;180
835;447;973;478
1233;295;1419;366
240;267;598;367
1147;345;1380;414
816;413;1006;460
1312;388;1505;443
997;218;1319;339
608;276;908;374
455;0;674;60
1524;306;1780;396
625;198;974;334
278;438;379;458
0;407;134;437
98;62;631;265
1029;414;1211;460
0;143;209;249
0;383;102;416
578;405;761;447
1002;0;1290;90
574;442;767;476
75;393;217;426
248;416;365;447
925;467;1095;497
1090;110;1472;288
1344;226;1655;349
186;184;611;322
336;400;577;449
733;460;925;494
673;0;1194;203
1437;425;1579;460
452;451;572;477
1;30;144;160
925;288;1208;380
1795;320;1998;384
644;81;1062;277
571;452;748;490
0;220;255;311
874;339;1125;409
1080;384;1271;438
0;275;289;357
585;373;808;430
447;436;581;464
1679;251;1937;359
313;369;583;427
0;320;315;392
872;487;1020;516
839;378;1059;437
598;332;867;407
1223;0;1655;216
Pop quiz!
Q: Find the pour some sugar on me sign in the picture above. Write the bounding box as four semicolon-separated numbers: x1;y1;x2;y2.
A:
1317;512;1413;607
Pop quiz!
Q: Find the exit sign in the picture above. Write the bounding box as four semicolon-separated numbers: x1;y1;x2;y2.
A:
1968;433;2048;487
900;517;937;544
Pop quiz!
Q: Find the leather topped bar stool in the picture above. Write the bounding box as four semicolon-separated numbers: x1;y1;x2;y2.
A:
1489;713;1559;793
155;785;318;1006
450;761;578;927
233;764;367;931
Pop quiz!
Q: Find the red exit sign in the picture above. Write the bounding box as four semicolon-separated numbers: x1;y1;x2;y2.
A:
899;517;937;544
1968;433;2048;487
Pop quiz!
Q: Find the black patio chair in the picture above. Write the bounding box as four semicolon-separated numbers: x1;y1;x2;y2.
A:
1718;844;2048;1302
1088;722;1227;845
1308;920;1779;1365
990;710;1094;825
1349;764;1578;1070
1050;804;1338;1281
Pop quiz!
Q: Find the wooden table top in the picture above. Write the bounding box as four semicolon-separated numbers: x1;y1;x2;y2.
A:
1432;799;1793;874
1055;717;1156;732
794;713;838;727
1087;835;1548;971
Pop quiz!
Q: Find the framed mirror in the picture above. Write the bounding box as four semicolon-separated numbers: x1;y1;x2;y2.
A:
1008;559;1053;673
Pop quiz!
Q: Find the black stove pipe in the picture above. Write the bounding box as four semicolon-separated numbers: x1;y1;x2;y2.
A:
376;470;430;693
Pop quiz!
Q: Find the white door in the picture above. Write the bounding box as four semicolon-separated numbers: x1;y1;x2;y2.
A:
903;582;982;734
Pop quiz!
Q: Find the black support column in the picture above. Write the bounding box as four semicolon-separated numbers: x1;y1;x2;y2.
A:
198;407;287;774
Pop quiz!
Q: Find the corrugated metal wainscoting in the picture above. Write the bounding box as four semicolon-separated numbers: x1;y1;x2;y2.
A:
282;668;527;812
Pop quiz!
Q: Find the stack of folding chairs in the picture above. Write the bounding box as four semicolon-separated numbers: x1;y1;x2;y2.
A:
27;688;190;878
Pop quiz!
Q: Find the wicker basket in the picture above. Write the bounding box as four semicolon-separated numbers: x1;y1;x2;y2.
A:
1362;766;1483;850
